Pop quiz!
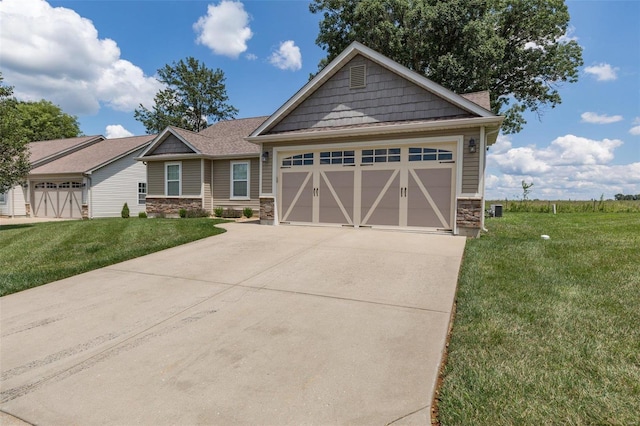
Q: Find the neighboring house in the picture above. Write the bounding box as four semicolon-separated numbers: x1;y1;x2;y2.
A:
137;117;267;216
1;135;154;219
247;42;504;237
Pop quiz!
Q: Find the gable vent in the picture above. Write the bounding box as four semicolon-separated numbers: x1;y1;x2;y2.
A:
350;64;366;89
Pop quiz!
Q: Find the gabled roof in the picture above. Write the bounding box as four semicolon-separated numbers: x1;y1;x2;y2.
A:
29;135;105;166
139;116;267;160
30;135;155;175
250;42;500;138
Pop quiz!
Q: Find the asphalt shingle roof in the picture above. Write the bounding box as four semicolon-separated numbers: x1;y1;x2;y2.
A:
28;136;104;165
30;135;155;175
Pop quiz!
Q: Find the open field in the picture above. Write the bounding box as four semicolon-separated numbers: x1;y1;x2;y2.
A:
0;218;226;296
487;199;640;213
437;213;640;425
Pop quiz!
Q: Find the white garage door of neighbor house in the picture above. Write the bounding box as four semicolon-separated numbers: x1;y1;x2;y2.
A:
278;143;456;231
32;182;83;218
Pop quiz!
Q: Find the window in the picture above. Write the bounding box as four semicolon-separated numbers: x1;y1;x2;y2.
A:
282;153;313;167
408;147;453;162
138;182;147;205
0;192;5;205
320;151;355;165
231;161;250;199
165;163;181;196
362;148;401;164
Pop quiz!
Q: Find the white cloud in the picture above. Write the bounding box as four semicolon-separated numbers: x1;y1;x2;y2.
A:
580;112;623;124
105;124;134;139
0;0;162;114
194;1;252;58
629;126;640;136
268;40;302;71
486;134;637;199
584;63;618;81
245;53;258;61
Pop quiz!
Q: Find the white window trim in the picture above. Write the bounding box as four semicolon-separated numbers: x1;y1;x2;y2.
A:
0;192;6;205
138;182;147;205
230;161;250;200
165;162;182;197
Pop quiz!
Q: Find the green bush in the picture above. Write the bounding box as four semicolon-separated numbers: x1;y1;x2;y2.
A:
121;202;130;218
138;211;147;219
179;208;187;218
222;208;242;218
243;207;254;218
214;206;224;218
185;208;210;218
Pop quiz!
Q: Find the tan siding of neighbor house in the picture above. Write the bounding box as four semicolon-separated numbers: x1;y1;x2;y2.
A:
212;160;230;200
182;159;201;196
270;55;470;133
147;162;164;195
261;146;274;194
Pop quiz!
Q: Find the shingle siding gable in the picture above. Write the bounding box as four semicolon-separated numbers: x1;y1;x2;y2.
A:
149;134;195;155
269;55;471;133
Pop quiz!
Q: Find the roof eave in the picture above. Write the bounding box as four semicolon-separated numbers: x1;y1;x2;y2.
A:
247;116;504;144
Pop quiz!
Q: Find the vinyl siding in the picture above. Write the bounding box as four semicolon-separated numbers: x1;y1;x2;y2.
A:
261;147;274;194
89;148;147;217
147;162;164;195
0;185;27;216
212;158;259;209
182;159;201;196
203;160;212;211
270;55;470;133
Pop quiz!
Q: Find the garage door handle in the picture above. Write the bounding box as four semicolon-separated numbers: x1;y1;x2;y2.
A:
360;163;373;166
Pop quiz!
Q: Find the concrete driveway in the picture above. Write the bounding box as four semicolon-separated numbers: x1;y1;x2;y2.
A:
0;223;466;425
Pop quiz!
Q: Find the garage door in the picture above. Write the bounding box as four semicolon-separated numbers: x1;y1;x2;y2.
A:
32;181;83;218
278;144;456;231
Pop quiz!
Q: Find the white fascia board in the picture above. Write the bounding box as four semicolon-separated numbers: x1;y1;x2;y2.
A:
251;116;503;144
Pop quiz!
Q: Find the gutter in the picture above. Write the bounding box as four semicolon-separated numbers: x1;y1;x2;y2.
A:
246;116;504;144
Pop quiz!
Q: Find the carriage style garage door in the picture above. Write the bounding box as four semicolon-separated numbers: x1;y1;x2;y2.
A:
278;143;456;231
32;181;83;218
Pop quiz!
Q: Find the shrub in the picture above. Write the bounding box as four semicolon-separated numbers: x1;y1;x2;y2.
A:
243;207;254;218
185;208;210;218
121;202;130;218
214;206;224;218
138;211;147;219
179;208;187;218
222;208;242;218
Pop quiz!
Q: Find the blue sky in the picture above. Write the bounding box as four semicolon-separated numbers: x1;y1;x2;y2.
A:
1;0;638;199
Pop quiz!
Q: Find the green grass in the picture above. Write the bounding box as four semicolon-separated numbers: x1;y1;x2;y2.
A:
488;199;640;213
0;218;227;296
437;213;640;425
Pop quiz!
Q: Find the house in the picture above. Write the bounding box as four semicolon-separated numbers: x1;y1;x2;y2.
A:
0;134;154;219
136;117;267;216
247;42;504;237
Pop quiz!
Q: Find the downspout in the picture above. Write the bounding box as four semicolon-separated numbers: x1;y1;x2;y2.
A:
84;174;92;219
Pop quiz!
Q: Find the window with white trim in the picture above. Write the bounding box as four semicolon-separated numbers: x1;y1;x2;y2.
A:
165;163;181;196
138;182;147;205
231;161;249;199
0;192;6;205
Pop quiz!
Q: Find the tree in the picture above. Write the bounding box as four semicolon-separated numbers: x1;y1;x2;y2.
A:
16;100;81;142
0;75;30;193
309;0;583;133
135;57;238;134
521;180;534;201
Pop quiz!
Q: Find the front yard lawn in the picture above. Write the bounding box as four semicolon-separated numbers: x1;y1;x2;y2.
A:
437;213;640;425
0;218;227;296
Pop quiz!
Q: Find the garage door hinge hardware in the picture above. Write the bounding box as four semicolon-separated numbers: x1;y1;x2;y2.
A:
439;160;455;164
280;166;291;169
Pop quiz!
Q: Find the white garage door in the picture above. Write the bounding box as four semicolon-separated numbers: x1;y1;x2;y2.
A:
32;181;83;219
278;144;456;231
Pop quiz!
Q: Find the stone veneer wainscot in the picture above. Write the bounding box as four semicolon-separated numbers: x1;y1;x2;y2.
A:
146;197;204;216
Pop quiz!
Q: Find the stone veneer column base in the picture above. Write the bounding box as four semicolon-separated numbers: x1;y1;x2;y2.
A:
25;203;31;218
456;198;482;238
82;204;89;220
259;196;275;225
146;198;204;217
